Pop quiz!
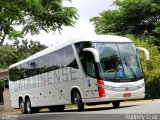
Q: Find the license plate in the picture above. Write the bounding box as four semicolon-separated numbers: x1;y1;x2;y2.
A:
123;93;131;97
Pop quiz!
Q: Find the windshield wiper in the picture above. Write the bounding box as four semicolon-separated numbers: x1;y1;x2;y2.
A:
124;57;137;79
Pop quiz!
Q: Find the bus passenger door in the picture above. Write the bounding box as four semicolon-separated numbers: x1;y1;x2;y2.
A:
80;51;99;99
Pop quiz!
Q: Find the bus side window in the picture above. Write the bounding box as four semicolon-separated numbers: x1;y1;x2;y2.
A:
62;45;79;69
39;55;49;73
48;51;61;71
20;62;29;79
29;59;39;76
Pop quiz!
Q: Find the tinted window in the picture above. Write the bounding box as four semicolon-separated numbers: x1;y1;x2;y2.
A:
9;45;78;81
62;46;78;69
29;59;39;76
48;45;78;70
20;62;29;79
39;55;49;73
48;51;61;71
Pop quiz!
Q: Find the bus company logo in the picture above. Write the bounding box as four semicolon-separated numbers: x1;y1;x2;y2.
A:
125;87;129;91
120;84;133;87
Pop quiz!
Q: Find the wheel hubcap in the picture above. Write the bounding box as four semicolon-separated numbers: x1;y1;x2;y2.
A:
20;102;24;112
74;97;78;104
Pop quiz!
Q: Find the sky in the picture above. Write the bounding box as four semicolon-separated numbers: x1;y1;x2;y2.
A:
26;0;115;46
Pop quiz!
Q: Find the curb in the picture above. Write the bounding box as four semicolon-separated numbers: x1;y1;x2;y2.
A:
121;98;160;104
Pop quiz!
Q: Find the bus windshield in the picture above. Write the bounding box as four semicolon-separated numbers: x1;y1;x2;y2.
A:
93;42;143;82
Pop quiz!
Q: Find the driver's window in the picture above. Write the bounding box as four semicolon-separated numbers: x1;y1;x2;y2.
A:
75;42;96;77
86;58;96;77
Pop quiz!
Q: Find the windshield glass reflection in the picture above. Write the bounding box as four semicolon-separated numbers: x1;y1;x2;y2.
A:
93;43;143;81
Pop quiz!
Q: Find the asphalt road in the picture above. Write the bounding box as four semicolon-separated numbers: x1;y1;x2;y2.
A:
4;100;160;120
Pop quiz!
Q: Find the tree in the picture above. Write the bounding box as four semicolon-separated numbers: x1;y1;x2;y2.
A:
0;45;16;68
0;40;47;68
0;0;78;44
90;0;160;39
12;40;47;60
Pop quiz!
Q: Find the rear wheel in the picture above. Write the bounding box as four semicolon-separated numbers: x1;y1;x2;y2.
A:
49;105;65;112
25;98;40;114
19;99;26;114
75;92;84;111
112;101;120;108
26;98;32;114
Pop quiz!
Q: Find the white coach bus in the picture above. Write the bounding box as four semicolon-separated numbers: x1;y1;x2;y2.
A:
9;35;149;113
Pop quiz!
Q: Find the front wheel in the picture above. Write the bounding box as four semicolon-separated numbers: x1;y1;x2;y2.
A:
112;101;120;108
75;92;84;111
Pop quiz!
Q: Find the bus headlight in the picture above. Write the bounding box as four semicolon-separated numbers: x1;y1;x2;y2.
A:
138;83;145;88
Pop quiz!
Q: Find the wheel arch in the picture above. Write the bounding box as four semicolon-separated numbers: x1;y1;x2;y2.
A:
18;96;24;108
18;95;31;107
24;95;30;101
70;86;83;104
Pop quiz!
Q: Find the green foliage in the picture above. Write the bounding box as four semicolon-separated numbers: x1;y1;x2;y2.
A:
12;40;47;60
126;34;160;98
0;45;17;68
0;0;78;44
90;0;160;41
0;40;47;68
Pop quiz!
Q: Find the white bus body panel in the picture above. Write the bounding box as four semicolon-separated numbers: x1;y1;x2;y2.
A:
9;68;84;108
82;78;145;103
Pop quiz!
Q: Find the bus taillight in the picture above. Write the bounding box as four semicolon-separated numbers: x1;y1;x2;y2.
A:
97;80;105;97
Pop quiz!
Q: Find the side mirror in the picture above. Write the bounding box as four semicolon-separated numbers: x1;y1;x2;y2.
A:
136;47;150;61
83;48;100;62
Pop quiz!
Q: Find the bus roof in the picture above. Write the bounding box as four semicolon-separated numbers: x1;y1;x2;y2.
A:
71;35;132;43
9;35;132;68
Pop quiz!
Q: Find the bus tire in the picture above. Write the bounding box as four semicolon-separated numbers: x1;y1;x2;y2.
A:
19;99;26;114
75;92;84;111
25;98;33;114
49;105;65;112
112;101;120;108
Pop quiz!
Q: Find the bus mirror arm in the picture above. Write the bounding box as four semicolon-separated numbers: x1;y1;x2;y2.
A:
136;47;150;61
83;48;100;62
